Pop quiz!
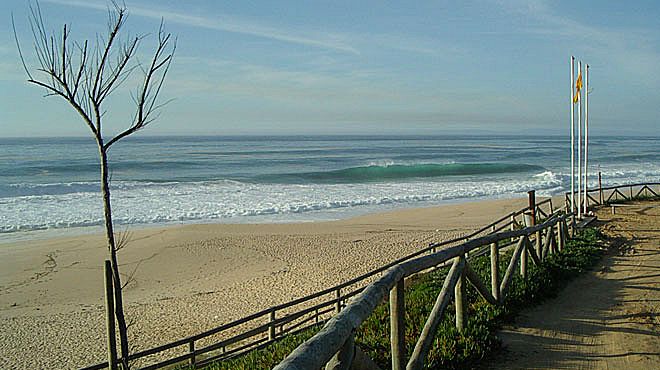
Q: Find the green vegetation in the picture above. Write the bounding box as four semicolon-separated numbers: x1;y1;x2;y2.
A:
196;228;605;370
189;327;320;370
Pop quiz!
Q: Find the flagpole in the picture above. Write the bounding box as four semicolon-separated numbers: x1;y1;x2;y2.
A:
570;56;575;214
584;64;589;214
577;61;582;219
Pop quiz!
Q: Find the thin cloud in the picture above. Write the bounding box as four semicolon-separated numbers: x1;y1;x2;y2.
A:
497;0;660;85
42;0;359;54
364;34;441;56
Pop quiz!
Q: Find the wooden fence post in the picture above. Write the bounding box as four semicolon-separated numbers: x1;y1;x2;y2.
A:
542;228;553;259
189;340;196;367
571;212;576;237
527;191;542;261
104;260;118;370
408;257;464;369
598;171;603;204
520;240;527;279
269;308;276;341
557;220;564;251
390;279;405;370
535;230;542;260
500;237;525;299
510;214;516;243
522;212;533;278
336;288;342;314
454;256;465;333
490;242;500;303
523;212;533;228
528;190;536;223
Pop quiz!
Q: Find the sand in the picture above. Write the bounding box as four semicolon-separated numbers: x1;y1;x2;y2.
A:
488;200;660;369
0;197;533;369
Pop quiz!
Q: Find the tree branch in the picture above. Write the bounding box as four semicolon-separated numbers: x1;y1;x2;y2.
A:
27;78;98;136
12;14;33;80
105;24;175;150
97;36;139;103
92;1;126;103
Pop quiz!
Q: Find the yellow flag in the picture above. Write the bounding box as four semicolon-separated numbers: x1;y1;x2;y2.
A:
573;72;583;103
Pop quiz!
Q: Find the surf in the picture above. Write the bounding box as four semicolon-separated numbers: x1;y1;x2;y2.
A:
256;163;546;184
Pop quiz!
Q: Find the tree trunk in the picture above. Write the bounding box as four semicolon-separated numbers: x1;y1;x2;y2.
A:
99;144;131;369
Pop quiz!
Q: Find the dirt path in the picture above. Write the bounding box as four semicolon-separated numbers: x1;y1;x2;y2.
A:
488;200;660;369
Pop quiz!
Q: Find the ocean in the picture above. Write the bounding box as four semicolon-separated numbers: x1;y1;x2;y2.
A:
1;135;658;240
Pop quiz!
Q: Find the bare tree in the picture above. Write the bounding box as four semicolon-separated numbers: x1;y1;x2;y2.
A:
14;1;175;368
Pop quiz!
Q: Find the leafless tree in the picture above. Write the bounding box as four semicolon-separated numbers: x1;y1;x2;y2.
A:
14;1;175;368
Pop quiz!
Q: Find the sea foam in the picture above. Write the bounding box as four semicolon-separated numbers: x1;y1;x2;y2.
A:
0;172;567;234
1;135;658;236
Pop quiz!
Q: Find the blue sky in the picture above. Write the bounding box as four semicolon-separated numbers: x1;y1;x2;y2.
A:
1;0;659;137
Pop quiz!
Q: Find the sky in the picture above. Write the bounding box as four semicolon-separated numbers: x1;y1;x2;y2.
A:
1;0;659;137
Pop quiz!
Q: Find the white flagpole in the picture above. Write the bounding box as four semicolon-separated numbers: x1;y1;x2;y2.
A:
584;64;590;214
570;56;575;214
577;61;582;219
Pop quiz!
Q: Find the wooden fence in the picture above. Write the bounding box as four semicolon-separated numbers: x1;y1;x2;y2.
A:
272;208;570;370
564;180;659;211
83;195;556;370
275;181;660;370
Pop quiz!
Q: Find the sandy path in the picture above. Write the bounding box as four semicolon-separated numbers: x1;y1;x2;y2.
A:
489;200;660;369
1;197;533;369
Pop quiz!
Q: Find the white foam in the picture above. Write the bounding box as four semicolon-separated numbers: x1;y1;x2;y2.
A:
1;164;658;236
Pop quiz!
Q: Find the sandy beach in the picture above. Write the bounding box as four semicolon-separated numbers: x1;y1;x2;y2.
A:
4;0;659;366
0;197;537;369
